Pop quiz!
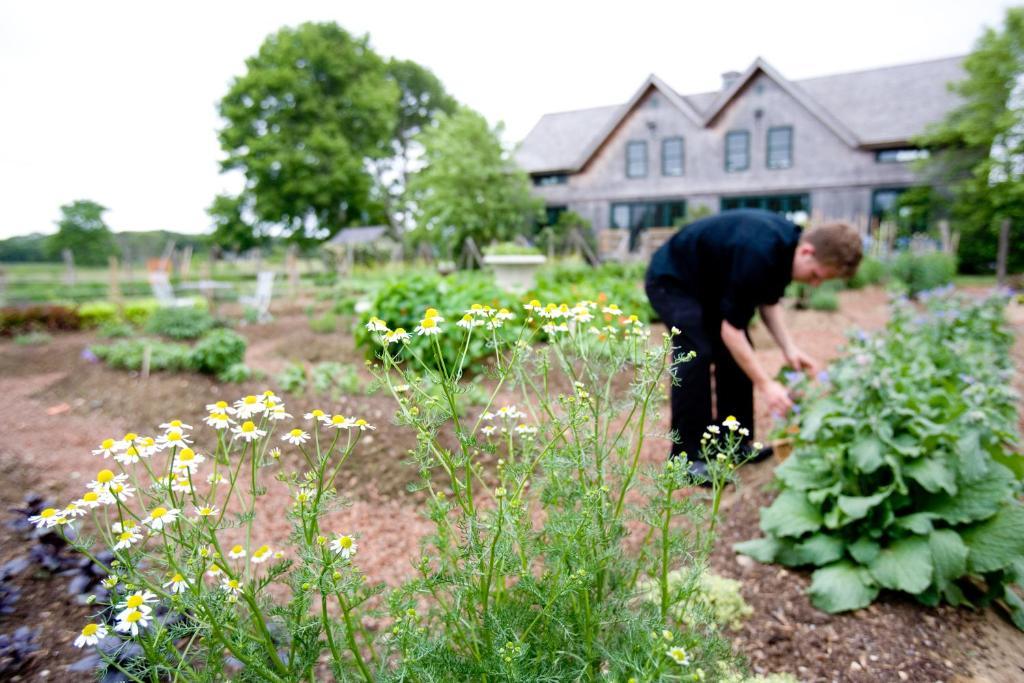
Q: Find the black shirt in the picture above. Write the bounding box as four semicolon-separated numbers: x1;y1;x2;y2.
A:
646;209;801;329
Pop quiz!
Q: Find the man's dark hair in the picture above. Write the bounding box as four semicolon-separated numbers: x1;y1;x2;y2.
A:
800;222;863;279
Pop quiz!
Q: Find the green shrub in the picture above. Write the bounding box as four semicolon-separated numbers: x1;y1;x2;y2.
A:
807;285;840;311
889;251;956;296
96;320;134;339
847;256;888;289
737;291;1024;627
123;299;160;326
92;338;193;372
311;361;363;397
218;362;256;383
309;311;338;334
483;241;542;256
145;306;215;340
13;331;52;346
77;301;119;328
356;271;513;373
276;361;308;394
0;304;80;336
189;329;247;378
530;261;653;322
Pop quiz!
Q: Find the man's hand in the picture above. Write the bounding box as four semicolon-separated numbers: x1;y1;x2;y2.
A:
784;346;818;374
758;379;794;416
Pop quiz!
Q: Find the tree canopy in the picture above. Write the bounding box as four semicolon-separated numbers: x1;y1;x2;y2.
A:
915;7;1024;273
216;22;399;245
406;107;542;257
47;200;119;266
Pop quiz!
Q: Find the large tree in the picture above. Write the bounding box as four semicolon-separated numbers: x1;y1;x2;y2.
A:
369;59;457;237
406;107;542;257
915;7;1024;273
216;22;399;245
47;200;119;266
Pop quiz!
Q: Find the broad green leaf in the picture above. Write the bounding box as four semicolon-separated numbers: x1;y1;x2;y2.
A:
837;490;891;522
848;436;884;473
992;450;1024;480
802;399;840;440
807;482;842;505
793;533;846;567
808;561;879;613
1003;584;1024;631
775;454;835;491
760;491;823;538
848;537;880;564
929;529;968;584
893;512;936;535
956;429;989;482
962;504;1024;573
905;456;957;495
733;537;780;563
868;536;933;594
922;463;1015;524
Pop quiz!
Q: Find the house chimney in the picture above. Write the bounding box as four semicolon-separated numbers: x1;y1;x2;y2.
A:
721;71;741;90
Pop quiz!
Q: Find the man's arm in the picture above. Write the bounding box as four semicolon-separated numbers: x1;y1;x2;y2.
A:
758;303;816;372
720;320;793;416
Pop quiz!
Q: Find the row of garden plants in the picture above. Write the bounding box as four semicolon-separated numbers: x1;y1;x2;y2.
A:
737;287;1024;628
40;299;792;681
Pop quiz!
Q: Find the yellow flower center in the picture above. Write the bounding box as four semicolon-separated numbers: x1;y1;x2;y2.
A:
40;508;57;518
212;412;227;420
215;401;227;409
263;390;275;397
65;504;78;511
231;544;244;554
150;507;167;519
126;594;144;607
123;433;137;442
243;396;257;405
471;304;482;310
126;610;143;623
529;299;540;308
199;507;213;515
83;492;99;502
355;419;368;427
394;327;406;334
311;409;324;417
178;448;195;461
241;421;256;433
331;416;345;424
125;446;139;457
290;428;303;437
82;623;99;636
461;314;473;322
97;469;115;484
420;318;436;329
167;431;182;442
255;544;269;557
118;531;133;542
425;308;439;318
169;420;181;427
338;536;353;548
101;439;114;449
228;579;240;588
109;484;124;494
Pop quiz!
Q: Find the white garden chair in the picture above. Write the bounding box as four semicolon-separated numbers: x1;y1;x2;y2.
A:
148;271;193;308
240;271;275;322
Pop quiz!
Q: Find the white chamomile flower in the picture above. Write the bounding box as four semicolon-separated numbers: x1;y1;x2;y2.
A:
114;432;139;451
514;424;538;436
481;411;494;421
365;317;389;333
204;412;232;430
207;472;227;486
62;502;87;518
495;308;515;321
707;425;721;435
28;507;62;529
602;304;622;315
383;327;411;344
294;488;314;506
206;564;224;578
667;645;690;666
233;395;265;419
74;491;103;509
269;447;282;460
739;427;750;437
329;414;354;430
221;577;244;595
304;409;331;424
193;505;218;519
330;534;358;559
113;527;143;550
457;313;482;329
114;608;151;636
250;544;272;564
137;436;160;458
111;519;139;535
352;419;375;431
267;405;291;421
722;415;740;432
173;447;204;473
206;400;231;413
481;425;496;436
282;428;309;445
524;299;542;312
422;307;444;322
160;419;192;432
169;476;192;493
231;420;266;442
117;590;157;614
157;430;191;450
228;544;246;559
144;506;180;531
163;572;190;594
114;444;144;465
415;317;442;336
92;438;117;458
74;622;108;648
87;469;128;495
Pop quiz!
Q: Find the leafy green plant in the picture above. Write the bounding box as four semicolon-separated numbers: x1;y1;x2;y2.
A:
96;321;134;339
188;329;247;378
807;284;840;311
91;338;193;372
122;300;159;326
145;306;215;340
529;261;653;322
78;301;119;328
483;241;542;256
846;256;888;289
13;331;52;346
311;362;364;398
356;271;513;373
889;252;956;296
276;361;308;395
737;291;1024;627
309;311;338;334
218;362;257;384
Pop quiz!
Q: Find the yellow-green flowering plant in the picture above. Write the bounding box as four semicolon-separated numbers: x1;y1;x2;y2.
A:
49;299;751;682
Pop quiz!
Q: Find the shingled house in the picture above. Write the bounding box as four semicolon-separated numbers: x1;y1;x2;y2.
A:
515;56;964;249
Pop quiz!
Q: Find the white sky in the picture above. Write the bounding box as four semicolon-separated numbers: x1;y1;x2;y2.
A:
0;0;1014;239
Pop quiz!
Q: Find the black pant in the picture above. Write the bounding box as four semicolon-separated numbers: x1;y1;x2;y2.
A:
645;276;753;460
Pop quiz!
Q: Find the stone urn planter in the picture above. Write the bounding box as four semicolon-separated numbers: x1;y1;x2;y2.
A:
483;254;547;293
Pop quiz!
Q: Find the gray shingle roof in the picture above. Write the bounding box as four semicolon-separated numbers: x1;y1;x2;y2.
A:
515;56;966;173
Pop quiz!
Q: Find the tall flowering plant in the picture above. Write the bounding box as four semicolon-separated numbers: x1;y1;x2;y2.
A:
48;299;748;681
